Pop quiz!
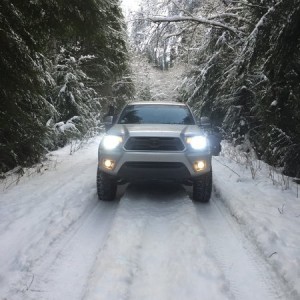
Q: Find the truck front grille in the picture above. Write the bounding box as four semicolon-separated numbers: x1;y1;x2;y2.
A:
124;137;184;151
123;162;184;169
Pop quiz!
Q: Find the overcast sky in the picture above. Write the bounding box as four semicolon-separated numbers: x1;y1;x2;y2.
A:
121;0;141;13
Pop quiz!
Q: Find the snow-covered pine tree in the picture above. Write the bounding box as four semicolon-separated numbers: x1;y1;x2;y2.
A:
143;0;300;177
0;0;133;173
0;0;51;172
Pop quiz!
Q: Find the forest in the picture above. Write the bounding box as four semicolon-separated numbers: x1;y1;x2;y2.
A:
0;0;133;173
1;0;300;178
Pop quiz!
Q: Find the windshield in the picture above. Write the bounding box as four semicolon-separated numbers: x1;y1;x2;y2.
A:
117;104;195;125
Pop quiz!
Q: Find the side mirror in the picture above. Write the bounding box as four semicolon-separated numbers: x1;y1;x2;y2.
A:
104;116;113;131
209;133;222;156
199;116;211;128
104;115;113;125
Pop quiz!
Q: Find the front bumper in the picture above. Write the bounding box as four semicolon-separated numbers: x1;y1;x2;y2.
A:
98;149;212;181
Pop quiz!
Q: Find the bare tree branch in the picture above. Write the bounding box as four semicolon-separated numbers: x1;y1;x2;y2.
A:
170;0;194;18
208;13;252;25
231;0;268;9
148;15;240;35
163;24;193;40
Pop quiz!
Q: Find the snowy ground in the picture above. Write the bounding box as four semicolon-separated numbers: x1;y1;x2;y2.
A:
0;137;299;300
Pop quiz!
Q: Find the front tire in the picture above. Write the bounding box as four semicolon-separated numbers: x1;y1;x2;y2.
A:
193;170;212;203
97;169;117;201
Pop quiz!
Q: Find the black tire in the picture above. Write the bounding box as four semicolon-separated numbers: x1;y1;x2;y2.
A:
97;169;117;201
193;170;212;203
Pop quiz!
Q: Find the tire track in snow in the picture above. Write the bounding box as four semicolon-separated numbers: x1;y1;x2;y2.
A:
194;191;291;300
84;183;232;300
0;163;98;298
0;138;107;299
23;200;118;300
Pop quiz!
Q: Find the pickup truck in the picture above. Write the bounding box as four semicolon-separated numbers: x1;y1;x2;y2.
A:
97;101;220;202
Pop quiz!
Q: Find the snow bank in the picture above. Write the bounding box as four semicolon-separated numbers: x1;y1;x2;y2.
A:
213;145;300;298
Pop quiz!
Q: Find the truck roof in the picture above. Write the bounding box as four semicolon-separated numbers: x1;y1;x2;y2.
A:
127;101;186;106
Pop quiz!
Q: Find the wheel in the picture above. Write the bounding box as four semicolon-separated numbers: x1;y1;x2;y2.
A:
97;168;117;201
192;170;212;203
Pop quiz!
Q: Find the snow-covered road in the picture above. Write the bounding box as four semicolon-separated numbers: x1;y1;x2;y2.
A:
0;137;297;300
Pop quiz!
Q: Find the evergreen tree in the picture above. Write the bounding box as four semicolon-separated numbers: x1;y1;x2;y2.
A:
0;0;132;173
0;0;51;171
153;0;300;177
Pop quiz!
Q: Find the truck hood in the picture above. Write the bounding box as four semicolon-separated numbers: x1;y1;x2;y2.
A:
107;124;204;138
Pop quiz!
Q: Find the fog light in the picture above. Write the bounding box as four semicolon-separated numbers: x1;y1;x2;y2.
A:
194;160;206;172
102;159;115;170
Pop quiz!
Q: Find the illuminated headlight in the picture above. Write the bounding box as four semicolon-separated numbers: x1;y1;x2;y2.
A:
194;160;207;172
102;159;115;170
186;136;208;150
101;135;123;150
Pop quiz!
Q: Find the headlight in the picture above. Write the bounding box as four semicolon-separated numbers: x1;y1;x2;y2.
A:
186;136;208;150
101;135;123;150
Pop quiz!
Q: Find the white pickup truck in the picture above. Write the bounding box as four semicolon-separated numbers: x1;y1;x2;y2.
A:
97;101;220;202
